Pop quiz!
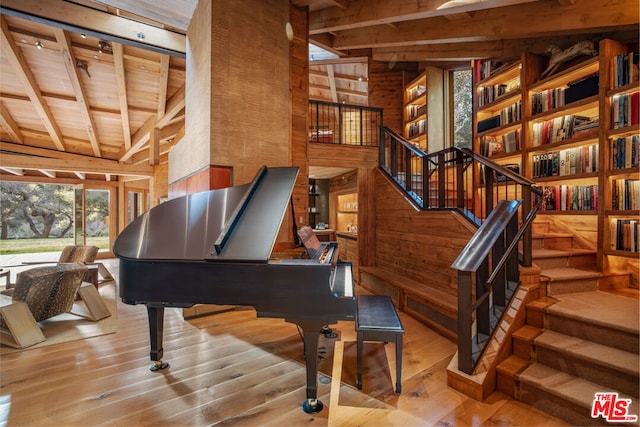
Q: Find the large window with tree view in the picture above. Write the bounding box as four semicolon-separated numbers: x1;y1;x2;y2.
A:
0;182;110;255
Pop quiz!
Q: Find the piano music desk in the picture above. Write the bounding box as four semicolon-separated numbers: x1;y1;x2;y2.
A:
356;294;404;393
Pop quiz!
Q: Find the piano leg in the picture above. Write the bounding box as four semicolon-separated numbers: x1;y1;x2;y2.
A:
292;319;325;414
147;306;169;371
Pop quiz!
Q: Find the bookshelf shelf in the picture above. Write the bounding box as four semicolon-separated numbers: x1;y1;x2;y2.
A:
477;91;521;114
528;133;599;152
529;96;599;122
536;210;598;215
529;57;599;92
607;123;640;138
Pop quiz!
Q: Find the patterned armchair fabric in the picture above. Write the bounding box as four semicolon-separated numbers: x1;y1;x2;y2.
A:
2;263;87;326
58;245;99;264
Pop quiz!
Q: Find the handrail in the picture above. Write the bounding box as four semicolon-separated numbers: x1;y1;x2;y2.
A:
378;125;542;375
451;199;522;272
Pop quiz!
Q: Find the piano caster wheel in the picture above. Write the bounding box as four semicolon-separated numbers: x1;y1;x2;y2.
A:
149;360;169;371
321;325;337;339
302;398;323;414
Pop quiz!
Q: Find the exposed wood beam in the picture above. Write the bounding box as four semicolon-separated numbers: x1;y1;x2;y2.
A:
0;141;98;161
38;169;56;178
158;120;184;140
0;15;66;151
309;84;367;98
332;0;640;50
112;42;132;151
0;167;23;176
53;28;102;157
149;127;159;166
0;0;186;56
310;69;368;83
74;172;85;180
309;0;541;35
1;152;153;177
119;114;157;162
327;65;338;102
373;40;506;62
309;35;344;58
156;83;185;128
157;54;170;118
0;92;155;115
105;174;111;181
0;101;23;144
91;0;194;32
309;56;368;66
329;0;349;9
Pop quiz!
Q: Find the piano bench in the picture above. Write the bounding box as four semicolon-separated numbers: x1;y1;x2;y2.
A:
356;294;404;393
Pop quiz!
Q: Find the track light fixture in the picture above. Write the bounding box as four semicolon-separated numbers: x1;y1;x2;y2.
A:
98;40;112;54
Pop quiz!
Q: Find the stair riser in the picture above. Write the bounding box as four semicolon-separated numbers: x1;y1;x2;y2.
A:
527;306;545;329
599;274;633;290
546;279;598;296
567;254;597;269
534;346;639;397
517;382;601;426
513;335;533;359
534;254;597;270
535;256;569;269
532;222;550;234
532;237;545;250
541;236;574;251
546;313;639;353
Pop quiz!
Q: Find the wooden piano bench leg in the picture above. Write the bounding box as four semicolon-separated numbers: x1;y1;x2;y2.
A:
355;295;405;394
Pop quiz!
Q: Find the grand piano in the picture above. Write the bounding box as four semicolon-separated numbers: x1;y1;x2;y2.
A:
113;166;356;414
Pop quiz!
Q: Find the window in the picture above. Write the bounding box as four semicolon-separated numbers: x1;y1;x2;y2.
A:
450;68;473;149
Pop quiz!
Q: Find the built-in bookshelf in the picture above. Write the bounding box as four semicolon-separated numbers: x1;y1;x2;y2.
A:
603;41;640;257
473;38;640;266
403;67;444;153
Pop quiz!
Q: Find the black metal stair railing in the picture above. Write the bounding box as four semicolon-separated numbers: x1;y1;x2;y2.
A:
308;100;382;147
379;126;542;374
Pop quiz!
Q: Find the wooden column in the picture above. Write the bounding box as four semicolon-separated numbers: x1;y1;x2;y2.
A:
169;0;294;192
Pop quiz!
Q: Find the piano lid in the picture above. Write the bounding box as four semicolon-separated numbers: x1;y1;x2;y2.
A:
113;166;299;263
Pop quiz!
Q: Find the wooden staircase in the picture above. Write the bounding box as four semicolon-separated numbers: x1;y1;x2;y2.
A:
496;220;639;426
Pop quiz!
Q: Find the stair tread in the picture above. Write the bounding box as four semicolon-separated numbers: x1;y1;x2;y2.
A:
497;354;529;375
527;296;558;310
541;267;602;281
548;291;640;336
513;325;542;341
519;363;639;410
535;330;639;376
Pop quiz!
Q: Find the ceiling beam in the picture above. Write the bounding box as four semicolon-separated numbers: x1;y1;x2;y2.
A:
332;0;640;50
0;15;66;151
0;101;24;144
156;83;185;128
157;54;170;118
90;0;195;33
0;167;23;176
1;152;153;177
309;0;541;35
53;28;102;157
38;169;56;178
119;114;157;162
326;65;338;102
112;42;132;151
0;0;186;56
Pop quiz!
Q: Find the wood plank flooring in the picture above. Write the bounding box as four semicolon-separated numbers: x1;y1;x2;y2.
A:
0;259;570;426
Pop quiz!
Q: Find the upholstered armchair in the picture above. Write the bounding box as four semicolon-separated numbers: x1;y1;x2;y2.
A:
0;263;110;348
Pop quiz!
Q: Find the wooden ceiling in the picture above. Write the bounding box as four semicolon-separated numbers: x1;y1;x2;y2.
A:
0;0;638;182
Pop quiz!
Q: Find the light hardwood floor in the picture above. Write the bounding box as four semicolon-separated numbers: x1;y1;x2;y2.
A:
0;259;569;426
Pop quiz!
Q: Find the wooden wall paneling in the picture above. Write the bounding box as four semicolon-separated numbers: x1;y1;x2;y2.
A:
290;3;310;231
373;170;476;295
367;57;416;133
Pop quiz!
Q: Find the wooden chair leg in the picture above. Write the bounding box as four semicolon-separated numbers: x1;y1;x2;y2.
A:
71;282;111;321
0;301;45;348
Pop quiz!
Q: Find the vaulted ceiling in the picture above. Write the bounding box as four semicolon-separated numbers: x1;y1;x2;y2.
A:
0;0;637;182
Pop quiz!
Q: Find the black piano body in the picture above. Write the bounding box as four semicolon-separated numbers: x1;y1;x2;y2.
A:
113;166;356;413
